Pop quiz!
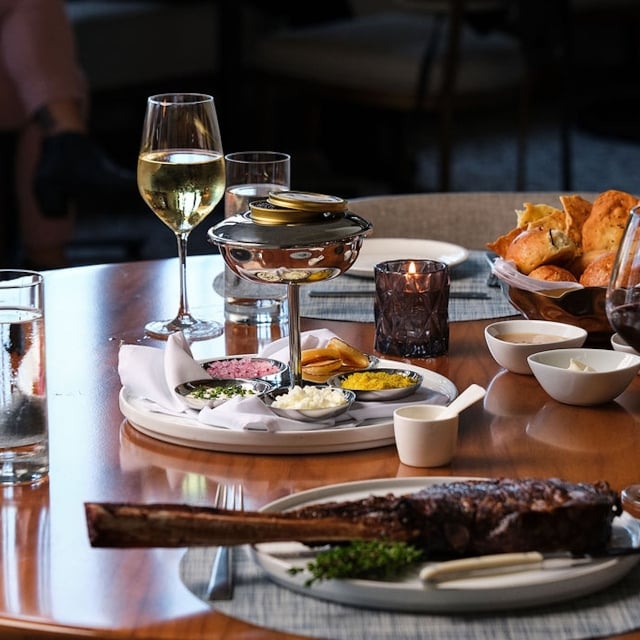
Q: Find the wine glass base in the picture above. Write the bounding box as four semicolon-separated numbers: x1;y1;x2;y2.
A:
621;484;640;519
144;319;224;342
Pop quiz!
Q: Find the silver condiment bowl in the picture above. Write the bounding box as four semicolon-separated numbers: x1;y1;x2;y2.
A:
175;378;274;410
327;368;423;401
262;387;356;423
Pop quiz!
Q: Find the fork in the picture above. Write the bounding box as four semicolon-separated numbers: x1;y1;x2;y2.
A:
206;483;243;600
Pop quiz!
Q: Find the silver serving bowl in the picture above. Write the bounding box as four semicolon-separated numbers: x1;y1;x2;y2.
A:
207;192;373;387
208;206;372;285
201;356;289;385
175;378;274;410
262;387;356;423
327;368;423;401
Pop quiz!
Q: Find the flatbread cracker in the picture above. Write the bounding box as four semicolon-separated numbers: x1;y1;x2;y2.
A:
486;227;521;258
516;203;566;231
560;194;592;248
582;189;638;252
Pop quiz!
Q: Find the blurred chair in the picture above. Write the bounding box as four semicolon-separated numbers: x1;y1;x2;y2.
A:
248;0;529;192
348;191;600;249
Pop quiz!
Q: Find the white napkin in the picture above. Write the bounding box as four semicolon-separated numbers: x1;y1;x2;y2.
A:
492;257;583;292
118;332;206;413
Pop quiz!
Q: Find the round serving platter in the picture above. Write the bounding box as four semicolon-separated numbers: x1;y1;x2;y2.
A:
119;359;457;454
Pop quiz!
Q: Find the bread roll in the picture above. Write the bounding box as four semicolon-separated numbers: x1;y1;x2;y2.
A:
528;265;578;283
505;228;576;275
567;249;609;278
579;251;616;287
581;190;638;253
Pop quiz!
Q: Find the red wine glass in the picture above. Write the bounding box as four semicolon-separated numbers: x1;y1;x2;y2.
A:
606;204;640;352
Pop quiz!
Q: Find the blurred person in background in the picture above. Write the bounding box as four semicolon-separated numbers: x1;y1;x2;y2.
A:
0;0;134;269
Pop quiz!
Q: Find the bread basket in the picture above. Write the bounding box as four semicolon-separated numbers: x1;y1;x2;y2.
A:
492;257;612;345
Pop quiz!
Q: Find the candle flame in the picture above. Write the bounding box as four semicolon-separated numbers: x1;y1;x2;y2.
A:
408;261;417;274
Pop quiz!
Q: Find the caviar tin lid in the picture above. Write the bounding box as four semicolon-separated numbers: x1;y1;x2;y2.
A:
209;189;372;248
267;191;347;212
249;191;348;225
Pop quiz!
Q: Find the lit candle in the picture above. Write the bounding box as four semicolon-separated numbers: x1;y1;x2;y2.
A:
405;261;419;293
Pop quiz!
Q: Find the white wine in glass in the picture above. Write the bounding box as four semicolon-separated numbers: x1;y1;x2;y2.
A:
138;93;225;341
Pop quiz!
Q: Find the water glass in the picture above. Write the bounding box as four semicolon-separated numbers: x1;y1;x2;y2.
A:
374;260;450;357
222;151;290;325
0;270;48;485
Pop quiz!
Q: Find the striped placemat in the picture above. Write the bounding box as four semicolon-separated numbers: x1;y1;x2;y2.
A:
181;546;640;640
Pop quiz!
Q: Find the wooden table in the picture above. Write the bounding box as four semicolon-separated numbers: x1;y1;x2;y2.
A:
1;254;639;639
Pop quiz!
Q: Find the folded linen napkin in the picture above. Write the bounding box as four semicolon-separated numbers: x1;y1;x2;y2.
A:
118;330;449;432
118;331;206;413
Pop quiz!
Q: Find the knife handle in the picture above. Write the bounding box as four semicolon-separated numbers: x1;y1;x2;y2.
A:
420;551;544;584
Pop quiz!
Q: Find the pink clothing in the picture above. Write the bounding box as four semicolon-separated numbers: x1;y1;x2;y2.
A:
0;0;86;127
0;0;87;256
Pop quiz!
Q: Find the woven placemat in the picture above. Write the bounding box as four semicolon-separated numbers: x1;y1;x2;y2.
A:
181;546;640;640
212;251;517;324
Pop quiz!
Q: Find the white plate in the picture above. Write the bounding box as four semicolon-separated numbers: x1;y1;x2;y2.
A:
349;238;469;278
119;360;457;454
251;477;640;612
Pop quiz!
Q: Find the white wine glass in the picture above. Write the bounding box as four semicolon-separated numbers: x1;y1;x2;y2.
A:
138;93;225;341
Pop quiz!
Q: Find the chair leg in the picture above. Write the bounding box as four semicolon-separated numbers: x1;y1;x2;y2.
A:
437;106;452;192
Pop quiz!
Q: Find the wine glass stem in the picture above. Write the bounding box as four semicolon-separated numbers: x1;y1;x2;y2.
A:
287;283;301;387
175;231;194;324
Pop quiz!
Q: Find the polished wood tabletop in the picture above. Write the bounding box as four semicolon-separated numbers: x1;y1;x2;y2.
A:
1;254;639;640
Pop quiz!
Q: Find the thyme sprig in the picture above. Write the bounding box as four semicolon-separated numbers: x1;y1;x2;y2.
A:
288;540;424;587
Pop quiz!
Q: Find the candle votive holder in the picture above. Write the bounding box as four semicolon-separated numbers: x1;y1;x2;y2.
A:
374;259;450;358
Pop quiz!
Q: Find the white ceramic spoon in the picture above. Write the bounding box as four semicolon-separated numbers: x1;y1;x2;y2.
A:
440;383;486;418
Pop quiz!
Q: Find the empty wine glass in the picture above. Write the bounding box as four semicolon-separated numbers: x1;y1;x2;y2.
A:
606;204;640;352
138;93;225;341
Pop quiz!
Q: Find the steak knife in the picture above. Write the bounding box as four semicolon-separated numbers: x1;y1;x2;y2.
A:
420;549;640;584
308;290;489;299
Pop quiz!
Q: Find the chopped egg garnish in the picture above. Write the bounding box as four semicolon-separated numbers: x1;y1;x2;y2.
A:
271;385;348;410
568;358;596;372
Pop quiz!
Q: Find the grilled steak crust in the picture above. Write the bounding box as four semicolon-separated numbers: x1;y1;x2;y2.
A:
85;478;621;555
408;477;620;555
290;478;621;556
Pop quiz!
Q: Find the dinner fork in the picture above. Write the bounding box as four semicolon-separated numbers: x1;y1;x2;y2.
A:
206;483;243;600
